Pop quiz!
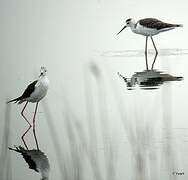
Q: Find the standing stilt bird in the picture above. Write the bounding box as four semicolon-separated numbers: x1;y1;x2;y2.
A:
117;18;183;54
7;67;49;150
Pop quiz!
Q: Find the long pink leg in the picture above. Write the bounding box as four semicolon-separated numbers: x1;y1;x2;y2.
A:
33;102;39;150
145;36;149;70
21;101;31;149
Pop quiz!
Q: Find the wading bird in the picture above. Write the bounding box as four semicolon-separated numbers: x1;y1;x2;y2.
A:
117;18;183;54
7;67;49;150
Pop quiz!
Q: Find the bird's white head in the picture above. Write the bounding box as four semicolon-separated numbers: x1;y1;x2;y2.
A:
40;66;47;76
117;18;136;35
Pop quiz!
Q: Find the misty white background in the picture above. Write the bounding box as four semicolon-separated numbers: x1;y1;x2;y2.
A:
1;0;188;179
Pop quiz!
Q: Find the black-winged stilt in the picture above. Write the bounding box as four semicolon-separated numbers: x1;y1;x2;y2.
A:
7;67;49;150
117;18;183;54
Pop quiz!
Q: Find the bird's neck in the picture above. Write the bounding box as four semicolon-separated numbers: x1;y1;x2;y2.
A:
129;23;137;32
39;74;47;79
128;20;137;33
39;75;49;84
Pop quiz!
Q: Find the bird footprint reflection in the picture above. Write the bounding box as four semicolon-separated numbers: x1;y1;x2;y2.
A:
9;146;50;180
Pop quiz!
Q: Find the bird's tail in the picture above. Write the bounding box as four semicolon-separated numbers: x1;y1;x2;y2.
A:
7;97;21;104
175;24;183;27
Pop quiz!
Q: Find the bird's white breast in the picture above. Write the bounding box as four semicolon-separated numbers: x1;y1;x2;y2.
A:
132;23;160;36
28;76;49;102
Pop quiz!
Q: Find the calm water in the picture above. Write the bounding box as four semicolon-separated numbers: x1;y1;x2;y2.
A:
1;0;188;180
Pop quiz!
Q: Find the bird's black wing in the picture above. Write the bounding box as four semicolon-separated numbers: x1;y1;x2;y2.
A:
20;80;38;99
7;80;38;103
139;18;176;30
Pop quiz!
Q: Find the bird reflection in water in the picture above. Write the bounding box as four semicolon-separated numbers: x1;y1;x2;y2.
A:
9;146;50;180
118;70;183;90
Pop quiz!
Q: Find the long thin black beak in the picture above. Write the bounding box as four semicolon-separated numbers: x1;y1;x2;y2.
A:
117;25;127;35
